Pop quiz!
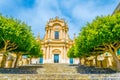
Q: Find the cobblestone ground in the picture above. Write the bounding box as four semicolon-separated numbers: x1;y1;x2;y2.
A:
0;64;119;80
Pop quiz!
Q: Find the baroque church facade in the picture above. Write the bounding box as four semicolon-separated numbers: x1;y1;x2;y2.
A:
37;17;79;64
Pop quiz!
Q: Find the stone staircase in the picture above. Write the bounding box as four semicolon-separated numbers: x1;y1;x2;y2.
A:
0;64;86;79
0;64;118;80
36;63;78;74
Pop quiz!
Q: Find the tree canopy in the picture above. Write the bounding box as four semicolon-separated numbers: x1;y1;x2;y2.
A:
75;14;120;56
75;14;120;70
28;40;43;58
0;14;42;57
67;46;76;58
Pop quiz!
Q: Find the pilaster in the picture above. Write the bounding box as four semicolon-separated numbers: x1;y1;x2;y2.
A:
47;46;49;59
48;30;50;39
60;30;62;39
51;30;54;39
62;47;64;58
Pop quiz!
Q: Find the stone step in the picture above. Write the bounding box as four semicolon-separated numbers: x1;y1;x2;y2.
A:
0;64;116;74
35;64;78;73
0;74;88;79
0;68;37;74
0;74;120;80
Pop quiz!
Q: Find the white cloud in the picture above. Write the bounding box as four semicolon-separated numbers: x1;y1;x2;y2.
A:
14;0;62;38
72;0;117;22
0;0;119;39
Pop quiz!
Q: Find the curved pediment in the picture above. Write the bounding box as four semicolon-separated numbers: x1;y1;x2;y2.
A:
46;16;68;29
52;49;61;54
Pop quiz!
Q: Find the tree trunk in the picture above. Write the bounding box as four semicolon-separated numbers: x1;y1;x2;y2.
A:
110;51;120;71
79;58;81;65
95;55;98;67
12;57;16;68
14;53;21;68
1;54;7;68
30;58;32;64
100;61;103;68
84;57;86;65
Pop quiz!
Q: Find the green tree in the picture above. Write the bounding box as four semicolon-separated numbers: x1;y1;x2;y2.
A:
0;15;35;67
28;40;43;64
67;46;76;58
75;14;120;70
29;40;43;58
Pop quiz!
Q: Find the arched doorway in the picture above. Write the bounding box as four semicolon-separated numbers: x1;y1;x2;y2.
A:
52;49;61;63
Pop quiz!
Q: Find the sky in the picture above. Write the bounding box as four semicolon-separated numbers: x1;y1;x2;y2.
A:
0;0;119;39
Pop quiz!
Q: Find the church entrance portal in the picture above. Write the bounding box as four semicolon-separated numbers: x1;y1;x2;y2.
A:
54;54;59;63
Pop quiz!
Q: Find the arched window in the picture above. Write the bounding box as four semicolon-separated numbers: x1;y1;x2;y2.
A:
54;31;59;39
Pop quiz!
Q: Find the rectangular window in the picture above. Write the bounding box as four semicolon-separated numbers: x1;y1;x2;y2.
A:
55;31;59;39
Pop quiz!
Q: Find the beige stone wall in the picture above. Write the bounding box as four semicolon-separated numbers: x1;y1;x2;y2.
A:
77;53;116;69
5;60;13;68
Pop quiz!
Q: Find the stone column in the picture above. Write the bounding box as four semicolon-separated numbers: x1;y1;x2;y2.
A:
47;46;49;60
62;47;64;58
62;46;65;63
49;46;52;59
45;47;47;59
50;29;51;39
48;46;50;59
48;30;50;39
64;47;66;60
65;47;67;59
52;30;53;39
50;29;52;39
60;30;62;39
49;29;51;39
62;29;63;39
66;47;69;61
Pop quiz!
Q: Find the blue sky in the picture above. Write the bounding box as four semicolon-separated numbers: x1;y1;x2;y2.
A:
0;0;119;39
